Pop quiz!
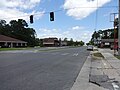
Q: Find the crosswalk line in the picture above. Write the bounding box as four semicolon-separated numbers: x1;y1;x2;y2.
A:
73;53;78;56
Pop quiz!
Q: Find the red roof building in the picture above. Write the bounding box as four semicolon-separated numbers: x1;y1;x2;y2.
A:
0;35;27;48
42;37;59;47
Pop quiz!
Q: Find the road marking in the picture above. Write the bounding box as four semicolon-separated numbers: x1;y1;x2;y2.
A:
103;62;107;66
112;82;119;90
34;50;38;53
73;53;78;56
61;53;69;55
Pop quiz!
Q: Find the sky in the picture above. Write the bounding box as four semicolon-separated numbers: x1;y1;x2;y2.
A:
0;0;118;43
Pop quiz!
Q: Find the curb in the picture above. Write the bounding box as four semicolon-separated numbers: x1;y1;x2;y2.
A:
70;55;91;90
71;53;107;90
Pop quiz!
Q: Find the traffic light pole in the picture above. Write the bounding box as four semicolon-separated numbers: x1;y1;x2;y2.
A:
118;0;120;55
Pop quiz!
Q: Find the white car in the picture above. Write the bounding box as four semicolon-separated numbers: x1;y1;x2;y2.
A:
87;45;93;51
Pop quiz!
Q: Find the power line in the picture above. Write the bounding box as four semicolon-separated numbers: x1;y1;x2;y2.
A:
1;6;118;20
95;0;98;31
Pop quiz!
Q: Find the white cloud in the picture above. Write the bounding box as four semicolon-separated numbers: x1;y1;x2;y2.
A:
63;0;111;20
0;8;28;22
0;0;41;9
31;11;45;20
37;26;93;43
72;26;84;30
0;8;44;23
0;0;43;23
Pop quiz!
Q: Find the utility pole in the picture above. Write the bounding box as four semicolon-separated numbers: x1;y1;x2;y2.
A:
113;13;117;55
110;13;118;55
118;0;120;55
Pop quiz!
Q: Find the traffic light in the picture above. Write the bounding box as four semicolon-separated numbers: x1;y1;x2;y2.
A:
30;15;33;23
50;12;54;21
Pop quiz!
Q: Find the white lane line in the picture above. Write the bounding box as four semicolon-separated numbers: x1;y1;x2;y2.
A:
112;83;119;90
61;53;69;55
73;53;78;56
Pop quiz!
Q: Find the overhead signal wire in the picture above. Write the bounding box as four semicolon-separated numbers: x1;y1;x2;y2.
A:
95;0;98;31
1;5;118;20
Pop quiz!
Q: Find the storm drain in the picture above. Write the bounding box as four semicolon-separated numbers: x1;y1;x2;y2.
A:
89;75;120;90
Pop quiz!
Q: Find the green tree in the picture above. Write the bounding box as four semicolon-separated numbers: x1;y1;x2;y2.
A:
0;20;7;35
64;38;68;42
67;38;74;46
0;19;39;46
79;41;84;46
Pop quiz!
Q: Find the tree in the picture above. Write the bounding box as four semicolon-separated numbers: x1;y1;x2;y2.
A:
64;38;68;42
0;20;6;26
67;38;74;46
86;41;94;45
0;19;39;46
79;41;84;46
0;20;7;35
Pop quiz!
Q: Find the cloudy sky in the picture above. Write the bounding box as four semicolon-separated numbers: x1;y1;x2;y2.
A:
0;0;118;43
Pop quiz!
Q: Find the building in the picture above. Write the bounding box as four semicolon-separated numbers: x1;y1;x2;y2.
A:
100;39;118;48
0;35;27;48
42;37;59;47
60;41;67;46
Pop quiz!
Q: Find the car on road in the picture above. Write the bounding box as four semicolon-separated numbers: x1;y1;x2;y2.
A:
87;45;93;51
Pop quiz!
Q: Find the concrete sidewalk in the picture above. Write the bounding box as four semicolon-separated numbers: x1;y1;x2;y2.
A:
71;48;120;90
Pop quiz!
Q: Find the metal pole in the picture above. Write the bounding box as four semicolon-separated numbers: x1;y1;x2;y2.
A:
118;0;120;55
110;13;118;55
114;14;116;55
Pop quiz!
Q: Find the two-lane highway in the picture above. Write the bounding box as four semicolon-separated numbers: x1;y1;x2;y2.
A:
0;46;90;90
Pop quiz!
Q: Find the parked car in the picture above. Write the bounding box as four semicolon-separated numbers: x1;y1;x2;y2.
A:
87;45;93;51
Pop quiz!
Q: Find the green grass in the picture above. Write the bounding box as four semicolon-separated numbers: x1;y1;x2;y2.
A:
115;55;120;60
93;52;104;58
0;47;30;51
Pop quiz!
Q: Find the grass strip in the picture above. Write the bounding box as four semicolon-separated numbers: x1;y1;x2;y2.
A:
93;52;104;58
0;47;31;51
115;55;120;60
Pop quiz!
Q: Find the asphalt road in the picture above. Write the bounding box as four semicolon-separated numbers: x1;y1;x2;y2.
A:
0;46;90;90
